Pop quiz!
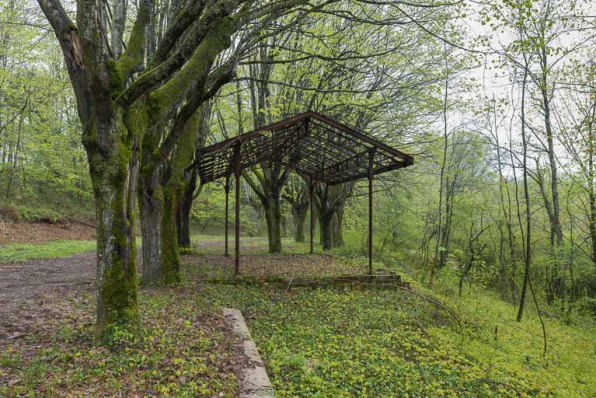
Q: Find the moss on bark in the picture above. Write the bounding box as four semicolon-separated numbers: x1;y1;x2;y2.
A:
86;107;141;340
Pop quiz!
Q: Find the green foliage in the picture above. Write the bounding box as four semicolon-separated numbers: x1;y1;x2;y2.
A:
0;1;93;221
201;280;596;397
0;348;22;369
18;205;65;224
574;297;596;319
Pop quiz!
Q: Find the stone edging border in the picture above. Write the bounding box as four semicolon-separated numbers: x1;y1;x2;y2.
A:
223;308;276;398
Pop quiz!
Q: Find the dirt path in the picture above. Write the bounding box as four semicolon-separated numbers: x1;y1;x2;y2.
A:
0;252;97;345
0;237;273;346
0;239;230;345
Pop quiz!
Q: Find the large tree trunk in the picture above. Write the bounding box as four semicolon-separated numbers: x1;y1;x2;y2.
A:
161;185;181;284
292;205;307;242
315;183;352;251
37;0;151;338
175;103;210;248
138;158;181;286
138;180;181;286
139;180;164;286
332;205;345;247
86;113;141;337
320;213;333;251
264;195;283;253
141;102;206;284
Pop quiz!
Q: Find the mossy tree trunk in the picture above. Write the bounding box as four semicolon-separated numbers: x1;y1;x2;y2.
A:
161;184;181;284
320;212;334;251
263;194;283;252
293;206;308;242
138;165;182;286
332;204;345;247
139;95;214;286
245;165;288;253
139;179;165;285
38;0;303;338
175;103;211;248
89;110;142;336
37;0;152;338
162;104;209;282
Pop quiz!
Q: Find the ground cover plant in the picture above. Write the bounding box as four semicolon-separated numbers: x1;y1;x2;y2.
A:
187;244;596;398
200;282;596;397
0;286;239;397
183;238;364;280
1;236;595;396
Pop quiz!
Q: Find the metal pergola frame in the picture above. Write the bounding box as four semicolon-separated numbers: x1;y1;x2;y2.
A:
193;111;414;275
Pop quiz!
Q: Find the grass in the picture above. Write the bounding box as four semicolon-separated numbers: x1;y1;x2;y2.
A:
0;240;96;263
436;283;596;397
0;233;307;264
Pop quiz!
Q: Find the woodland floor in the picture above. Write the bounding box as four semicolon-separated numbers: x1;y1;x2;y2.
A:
0;235;245;397
2;230;595;396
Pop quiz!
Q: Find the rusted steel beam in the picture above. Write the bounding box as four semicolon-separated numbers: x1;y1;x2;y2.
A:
308;112;413;162
224;174;231;257
368;148;375;275
310;177;314;255
327;160;413;186
198;112;314;154
234;143;241;277
313;149;369;181
195;112;413;191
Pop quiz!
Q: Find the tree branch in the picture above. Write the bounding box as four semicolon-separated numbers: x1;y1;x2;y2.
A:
114;0;151;82
37;0;90;124
117;0;246;107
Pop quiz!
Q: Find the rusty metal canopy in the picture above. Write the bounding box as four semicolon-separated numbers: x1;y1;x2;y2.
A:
195;111;413;185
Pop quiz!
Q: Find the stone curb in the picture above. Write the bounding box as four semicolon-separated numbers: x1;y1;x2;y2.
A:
223;308;275;398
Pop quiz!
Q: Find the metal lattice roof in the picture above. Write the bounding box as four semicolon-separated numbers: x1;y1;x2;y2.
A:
195;111;413;184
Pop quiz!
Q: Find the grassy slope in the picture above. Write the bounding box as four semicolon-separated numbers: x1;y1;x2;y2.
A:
437;285;596;397
195;250;596;398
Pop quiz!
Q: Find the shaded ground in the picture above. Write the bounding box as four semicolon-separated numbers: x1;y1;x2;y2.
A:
0;236;366;396
0;221;95;246
0;239;244;397
0;237;240;345
0;237;356;348
185;253;364;280
183;238;366;280
2;237;594;397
